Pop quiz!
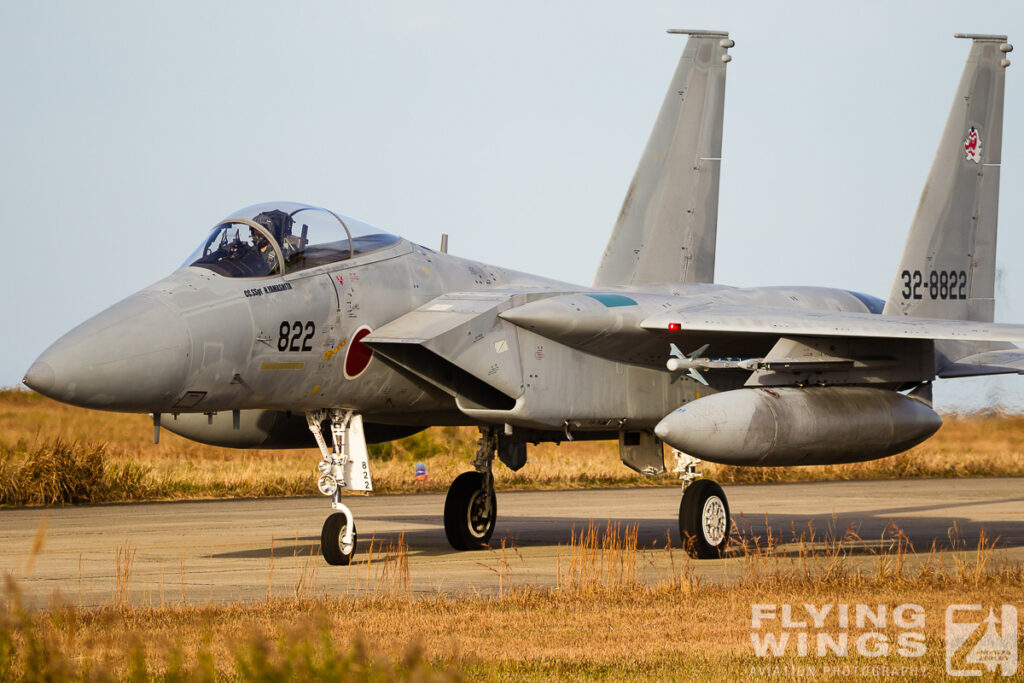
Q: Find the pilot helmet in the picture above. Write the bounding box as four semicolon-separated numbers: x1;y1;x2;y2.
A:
253;209;294;242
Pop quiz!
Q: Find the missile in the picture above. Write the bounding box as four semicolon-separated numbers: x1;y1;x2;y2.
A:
665;343;761;385
654;386;942;466
665;357;759;372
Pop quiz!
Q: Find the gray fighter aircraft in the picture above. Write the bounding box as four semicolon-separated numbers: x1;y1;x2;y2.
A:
24;30;1022;564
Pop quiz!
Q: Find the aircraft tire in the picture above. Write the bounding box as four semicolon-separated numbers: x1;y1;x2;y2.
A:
444;471;496;550
679;479;730;559
321;512;357;566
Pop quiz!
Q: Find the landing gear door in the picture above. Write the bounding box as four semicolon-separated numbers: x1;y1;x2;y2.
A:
619;431;666;476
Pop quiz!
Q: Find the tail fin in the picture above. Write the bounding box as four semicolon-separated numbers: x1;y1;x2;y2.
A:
593;30;732;287
884;34;1013;321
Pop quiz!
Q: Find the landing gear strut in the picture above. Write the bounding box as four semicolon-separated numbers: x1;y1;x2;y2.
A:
674;450;730;559
307;409;372;565
444;426;498;549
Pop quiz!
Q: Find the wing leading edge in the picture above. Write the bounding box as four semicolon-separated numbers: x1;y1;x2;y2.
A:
640;304;1024;342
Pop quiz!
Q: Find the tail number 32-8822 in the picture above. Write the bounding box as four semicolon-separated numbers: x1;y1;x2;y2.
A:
900;269;968;301
278;321;315;352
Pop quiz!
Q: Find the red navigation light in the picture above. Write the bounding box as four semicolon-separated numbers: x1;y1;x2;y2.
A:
667;322;682;332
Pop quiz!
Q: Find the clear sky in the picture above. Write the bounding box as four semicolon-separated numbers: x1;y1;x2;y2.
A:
2;1;1023;411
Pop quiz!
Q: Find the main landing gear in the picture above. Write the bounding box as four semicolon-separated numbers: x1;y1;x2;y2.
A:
307;409;373;566
303;414;728;563
674;450;730;559
444;426;499;549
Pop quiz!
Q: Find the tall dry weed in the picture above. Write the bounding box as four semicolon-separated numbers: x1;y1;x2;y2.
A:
556;521;640;594
0;439;152;506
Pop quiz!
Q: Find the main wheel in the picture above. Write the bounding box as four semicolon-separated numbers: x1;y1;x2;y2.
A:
679;479;730;559
321;512;357;566
444;471;496;550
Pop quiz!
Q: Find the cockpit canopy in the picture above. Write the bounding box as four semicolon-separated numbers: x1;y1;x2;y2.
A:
183;202;400;278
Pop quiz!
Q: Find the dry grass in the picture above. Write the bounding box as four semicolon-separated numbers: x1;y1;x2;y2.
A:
3;387;1024;507
2;522;1022;681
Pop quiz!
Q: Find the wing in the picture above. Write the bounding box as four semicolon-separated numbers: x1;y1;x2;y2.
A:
643;304;1024;384
499;294;1024;384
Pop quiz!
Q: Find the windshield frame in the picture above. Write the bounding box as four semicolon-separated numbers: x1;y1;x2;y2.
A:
204;217;287;276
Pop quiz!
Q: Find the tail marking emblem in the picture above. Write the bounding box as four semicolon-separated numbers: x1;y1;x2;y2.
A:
964;126;982;163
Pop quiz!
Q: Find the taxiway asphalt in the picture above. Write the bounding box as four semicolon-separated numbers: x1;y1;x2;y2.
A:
2;478;1022;608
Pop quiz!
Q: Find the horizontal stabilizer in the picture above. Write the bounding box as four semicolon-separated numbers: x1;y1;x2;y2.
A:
937;347;1024;377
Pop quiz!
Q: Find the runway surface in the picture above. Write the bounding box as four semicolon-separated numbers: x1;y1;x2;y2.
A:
2;478;1022;608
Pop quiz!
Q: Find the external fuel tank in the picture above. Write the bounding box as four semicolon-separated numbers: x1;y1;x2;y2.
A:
654;387;942;466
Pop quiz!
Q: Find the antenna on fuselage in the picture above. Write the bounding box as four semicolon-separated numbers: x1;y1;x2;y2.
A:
440;234;449;253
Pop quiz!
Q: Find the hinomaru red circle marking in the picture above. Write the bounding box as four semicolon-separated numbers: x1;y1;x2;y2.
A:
344;326;373;379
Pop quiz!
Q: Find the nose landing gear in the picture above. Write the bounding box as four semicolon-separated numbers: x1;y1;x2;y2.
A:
307;409;372;565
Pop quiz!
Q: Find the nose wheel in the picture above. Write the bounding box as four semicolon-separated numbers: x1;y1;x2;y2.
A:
321;510;358;566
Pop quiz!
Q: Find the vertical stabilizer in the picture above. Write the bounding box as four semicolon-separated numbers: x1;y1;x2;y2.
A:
593;30;732;287
885;34;1012;321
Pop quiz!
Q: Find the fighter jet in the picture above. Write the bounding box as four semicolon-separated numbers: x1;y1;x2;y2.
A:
24;30;1022;564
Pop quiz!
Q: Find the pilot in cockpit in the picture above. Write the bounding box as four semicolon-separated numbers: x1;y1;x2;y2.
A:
253;209;307;267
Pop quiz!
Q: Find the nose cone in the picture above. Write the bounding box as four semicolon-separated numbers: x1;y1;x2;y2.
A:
24;294;191;412
23;360;55;394
654;394;762;464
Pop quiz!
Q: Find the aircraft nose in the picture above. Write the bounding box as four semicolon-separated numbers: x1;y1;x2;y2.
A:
24;294;191;412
